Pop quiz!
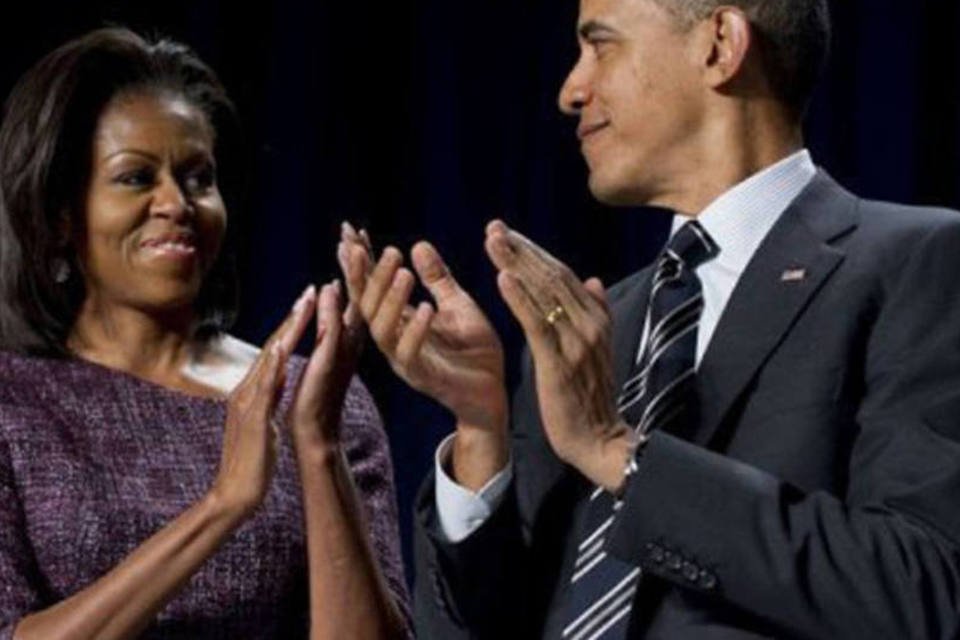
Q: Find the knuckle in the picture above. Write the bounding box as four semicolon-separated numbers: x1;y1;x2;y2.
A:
583;324;602;347
567;340;587;367
369;321;388;345
543;265;560;283
394;348;412;371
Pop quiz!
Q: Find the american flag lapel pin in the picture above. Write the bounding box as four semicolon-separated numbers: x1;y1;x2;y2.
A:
781;268;807;283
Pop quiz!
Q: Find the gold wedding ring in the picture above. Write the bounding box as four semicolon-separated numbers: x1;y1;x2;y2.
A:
545;305;567;325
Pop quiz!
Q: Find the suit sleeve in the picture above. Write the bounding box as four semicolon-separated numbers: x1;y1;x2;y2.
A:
413;472;535;638
413;350;555;639
607;219;960;639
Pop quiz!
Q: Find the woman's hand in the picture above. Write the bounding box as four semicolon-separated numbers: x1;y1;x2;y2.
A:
210;285;317;518
288;280;365;452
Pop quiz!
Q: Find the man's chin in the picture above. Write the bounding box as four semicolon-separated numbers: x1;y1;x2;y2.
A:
587;172;647;207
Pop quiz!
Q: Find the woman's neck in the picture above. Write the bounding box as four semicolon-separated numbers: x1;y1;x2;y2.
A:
67;297;202;390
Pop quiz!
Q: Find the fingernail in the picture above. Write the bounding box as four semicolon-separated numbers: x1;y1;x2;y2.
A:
292;285;314;313
333;279;342;294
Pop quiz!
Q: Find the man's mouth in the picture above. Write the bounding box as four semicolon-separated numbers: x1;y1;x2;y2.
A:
577;121;609;141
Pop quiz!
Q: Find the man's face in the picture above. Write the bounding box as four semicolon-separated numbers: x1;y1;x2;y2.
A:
559;0;706;207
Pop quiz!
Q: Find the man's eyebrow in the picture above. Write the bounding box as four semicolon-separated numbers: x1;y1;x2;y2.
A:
578;20;617;40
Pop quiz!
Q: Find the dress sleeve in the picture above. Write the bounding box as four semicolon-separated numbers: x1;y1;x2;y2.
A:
0;435;43;640
340;376;413;636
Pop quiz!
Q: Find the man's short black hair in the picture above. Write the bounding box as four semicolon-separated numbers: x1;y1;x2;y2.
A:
0;27;244;356
656;0;831;118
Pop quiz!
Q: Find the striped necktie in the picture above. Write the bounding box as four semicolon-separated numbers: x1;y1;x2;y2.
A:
560;221;717;640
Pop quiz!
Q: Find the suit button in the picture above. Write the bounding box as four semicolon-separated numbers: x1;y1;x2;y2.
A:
698;569;717;590
682;561;699;582
665;552;682;572
647;543;665;564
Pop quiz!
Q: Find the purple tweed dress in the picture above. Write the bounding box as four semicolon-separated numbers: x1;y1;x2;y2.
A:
0;350;411;638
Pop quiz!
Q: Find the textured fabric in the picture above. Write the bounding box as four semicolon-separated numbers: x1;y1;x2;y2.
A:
0;348;412;639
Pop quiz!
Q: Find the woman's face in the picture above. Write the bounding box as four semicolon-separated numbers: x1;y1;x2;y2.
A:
77;91;226;318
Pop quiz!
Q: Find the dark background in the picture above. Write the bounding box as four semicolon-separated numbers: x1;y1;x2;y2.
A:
3;0;958;587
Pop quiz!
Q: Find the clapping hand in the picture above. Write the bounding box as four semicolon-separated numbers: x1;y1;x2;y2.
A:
484;220;631;492
338;223;509;489
288;280;365;452
212;285;317;517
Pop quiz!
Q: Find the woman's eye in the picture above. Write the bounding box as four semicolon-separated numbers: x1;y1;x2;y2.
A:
182;166;216;194
115;168;155;188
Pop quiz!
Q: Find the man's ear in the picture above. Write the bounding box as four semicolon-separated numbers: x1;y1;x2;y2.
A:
696;6;753;90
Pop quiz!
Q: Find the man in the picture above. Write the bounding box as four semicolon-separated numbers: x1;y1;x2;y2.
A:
340;0;960;637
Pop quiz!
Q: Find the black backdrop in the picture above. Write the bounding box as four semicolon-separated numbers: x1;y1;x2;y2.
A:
3;0;959;586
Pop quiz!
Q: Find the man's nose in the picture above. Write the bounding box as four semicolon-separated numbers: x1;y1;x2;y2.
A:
558;57;591;116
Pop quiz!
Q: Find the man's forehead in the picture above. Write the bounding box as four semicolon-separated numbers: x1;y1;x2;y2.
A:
577;0;662;31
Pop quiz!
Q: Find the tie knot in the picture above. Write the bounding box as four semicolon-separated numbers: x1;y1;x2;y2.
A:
664;220;717;269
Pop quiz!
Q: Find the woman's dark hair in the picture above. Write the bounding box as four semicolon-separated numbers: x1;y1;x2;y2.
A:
0;27;243;356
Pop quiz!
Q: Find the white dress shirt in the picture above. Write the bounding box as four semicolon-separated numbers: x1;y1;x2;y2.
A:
435;150;818;542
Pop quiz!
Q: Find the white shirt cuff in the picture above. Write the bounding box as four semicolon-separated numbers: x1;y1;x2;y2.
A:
433;433;513;543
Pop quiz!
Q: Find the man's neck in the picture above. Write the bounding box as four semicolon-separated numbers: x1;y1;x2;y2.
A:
657;108;804;216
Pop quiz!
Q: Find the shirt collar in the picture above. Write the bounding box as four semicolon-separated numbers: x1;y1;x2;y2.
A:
670;149;817;274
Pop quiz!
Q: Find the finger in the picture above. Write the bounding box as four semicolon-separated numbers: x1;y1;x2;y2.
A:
584;277;608;311
277;285;318;354
298;282;346;414
369;267;416;355
486;224;600;331
359;228;373;254
342;298;364;336
341;220;360;243
340;239;371;301
496;270;560;359
238;285;315;395
359;245;404;321
315;281;343;367
334;280;365;356
395;302;434;368
252;341;286;421
341;221;369;253
411;241;464;304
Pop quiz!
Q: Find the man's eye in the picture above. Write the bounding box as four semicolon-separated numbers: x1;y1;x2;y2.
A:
591;40;613;55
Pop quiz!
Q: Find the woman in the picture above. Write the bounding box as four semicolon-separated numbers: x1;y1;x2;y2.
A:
0;28;410;639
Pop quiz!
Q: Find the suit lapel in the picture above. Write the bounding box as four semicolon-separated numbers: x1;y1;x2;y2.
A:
693;171;859;448
610;267;654;387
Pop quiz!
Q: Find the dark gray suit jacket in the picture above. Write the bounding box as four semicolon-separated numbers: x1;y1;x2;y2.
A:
413;172;960;639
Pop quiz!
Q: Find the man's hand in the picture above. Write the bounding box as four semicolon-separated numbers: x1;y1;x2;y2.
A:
484;220;632;492
338;223;510;491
